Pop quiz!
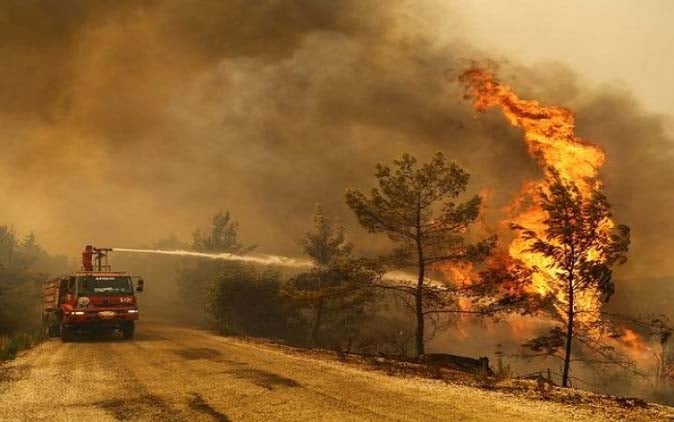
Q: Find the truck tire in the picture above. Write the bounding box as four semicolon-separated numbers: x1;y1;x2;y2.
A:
60;324;74;342
122;323;135;340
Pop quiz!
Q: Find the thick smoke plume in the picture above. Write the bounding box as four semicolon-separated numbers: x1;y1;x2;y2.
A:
1;1;672;313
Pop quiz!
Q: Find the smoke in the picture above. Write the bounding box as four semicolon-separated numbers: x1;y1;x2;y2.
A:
0;0;532;257
112;247;312;268
0;2;673;309
2;3;673;403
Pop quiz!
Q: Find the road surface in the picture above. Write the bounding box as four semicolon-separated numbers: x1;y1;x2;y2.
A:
0;322;668;421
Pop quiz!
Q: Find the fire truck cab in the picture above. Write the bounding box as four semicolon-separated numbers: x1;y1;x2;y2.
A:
42;246;144;341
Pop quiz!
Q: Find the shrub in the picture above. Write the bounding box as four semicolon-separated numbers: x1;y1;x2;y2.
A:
0;331;45;362
206;264;304;342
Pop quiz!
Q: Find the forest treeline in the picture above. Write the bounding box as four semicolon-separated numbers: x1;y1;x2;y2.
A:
1;153;672;403
0;229;71;335
172;153;672;398
0;228;71;359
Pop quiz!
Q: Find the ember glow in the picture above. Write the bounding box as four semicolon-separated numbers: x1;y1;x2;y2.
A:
459;66;614;326
622;328;651;355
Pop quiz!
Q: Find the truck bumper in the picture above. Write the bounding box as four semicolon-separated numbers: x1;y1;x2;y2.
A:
63;310;138;330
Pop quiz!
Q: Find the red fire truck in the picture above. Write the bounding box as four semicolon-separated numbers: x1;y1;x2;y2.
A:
42;246;144;341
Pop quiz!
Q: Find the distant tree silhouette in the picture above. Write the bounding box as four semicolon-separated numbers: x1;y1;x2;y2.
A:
178;211;254;310
192;210;254;253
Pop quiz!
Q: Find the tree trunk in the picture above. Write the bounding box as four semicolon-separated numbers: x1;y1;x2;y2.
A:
415;241;425;357
415;274;424;357
414;200;425;358
312;299;324;346
562;278;574;388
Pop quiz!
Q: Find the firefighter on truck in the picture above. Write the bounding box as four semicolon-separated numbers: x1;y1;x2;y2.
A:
41;245;145;341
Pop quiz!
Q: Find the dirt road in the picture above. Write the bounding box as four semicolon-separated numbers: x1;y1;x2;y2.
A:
0;322;669;421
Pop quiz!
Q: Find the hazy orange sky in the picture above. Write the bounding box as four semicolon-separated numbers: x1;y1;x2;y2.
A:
455;0;674;115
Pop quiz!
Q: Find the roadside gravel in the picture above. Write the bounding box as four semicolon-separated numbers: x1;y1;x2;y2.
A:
1;322;671;421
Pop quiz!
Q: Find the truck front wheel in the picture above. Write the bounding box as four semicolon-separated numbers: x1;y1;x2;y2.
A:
122;323;135;340
60;324;74;342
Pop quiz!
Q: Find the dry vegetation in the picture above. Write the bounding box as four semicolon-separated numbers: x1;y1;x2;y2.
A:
232;334;674;421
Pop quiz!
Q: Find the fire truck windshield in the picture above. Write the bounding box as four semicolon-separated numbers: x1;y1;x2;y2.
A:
77;276;133;295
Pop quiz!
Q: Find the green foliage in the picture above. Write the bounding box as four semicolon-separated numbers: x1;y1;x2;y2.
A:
0;226;53;336
176;260;226;311
345;152;495;356
0;274;41;335
0;227;52;358
178;211;255;315
345;153;494;267
302;205;352;266
192;211;254;253
0;330;46;362
286;205;374;346
286;257;378;347
0;228;41;272
206;264;303;341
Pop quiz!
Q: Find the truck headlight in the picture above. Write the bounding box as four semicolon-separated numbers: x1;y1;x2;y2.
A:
128;309;139;313
72;311;85;315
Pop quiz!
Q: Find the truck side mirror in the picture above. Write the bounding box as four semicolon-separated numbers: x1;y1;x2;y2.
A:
136;278;144;293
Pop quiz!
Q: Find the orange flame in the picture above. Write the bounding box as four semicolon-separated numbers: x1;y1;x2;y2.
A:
622;328;650;354
620;328;652;366
440;261;476;286
459;65;613;327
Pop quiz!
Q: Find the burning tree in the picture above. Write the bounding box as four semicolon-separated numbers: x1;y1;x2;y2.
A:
346;152;495;356
513;170;630;387
460;65;636;388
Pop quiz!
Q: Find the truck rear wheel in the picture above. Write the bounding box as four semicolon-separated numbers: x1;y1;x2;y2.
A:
48;323;60;338
42;313;60;337
122;323;135;340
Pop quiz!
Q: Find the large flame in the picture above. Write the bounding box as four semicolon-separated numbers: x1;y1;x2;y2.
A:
458;65;613;327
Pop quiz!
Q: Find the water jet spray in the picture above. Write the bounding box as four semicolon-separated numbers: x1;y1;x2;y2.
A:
111;248;313;269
